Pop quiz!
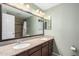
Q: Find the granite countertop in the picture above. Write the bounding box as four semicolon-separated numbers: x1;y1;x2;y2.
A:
0;36;54;56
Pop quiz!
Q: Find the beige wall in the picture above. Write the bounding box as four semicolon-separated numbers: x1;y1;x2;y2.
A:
45;3;79;56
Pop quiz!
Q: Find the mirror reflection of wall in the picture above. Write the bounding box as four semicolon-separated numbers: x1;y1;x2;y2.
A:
26;16;43;36
44;19;52;30
1;4;44;40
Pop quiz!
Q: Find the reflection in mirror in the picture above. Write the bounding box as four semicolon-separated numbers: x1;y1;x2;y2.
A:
44;19;52;30
1;4;44;40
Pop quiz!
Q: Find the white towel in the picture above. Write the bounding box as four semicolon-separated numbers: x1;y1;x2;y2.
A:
23;21;27;36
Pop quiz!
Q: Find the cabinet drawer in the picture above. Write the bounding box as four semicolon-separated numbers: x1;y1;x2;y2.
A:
42;42;48;47
30;49;41;56
28;45;41;55
42;45;49;56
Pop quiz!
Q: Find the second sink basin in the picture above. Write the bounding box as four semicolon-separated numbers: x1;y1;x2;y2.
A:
13;43;31;49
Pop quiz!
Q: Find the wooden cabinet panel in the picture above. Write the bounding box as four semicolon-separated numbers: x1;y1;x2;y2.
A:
30;49;41;56
49;46;53;56
48;39;53;56
42;42;48;47
28;45;41;55
42;45;49;56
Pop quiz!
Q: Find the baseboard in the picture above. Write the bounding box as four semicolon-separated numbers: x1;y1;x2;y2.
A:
52;52;61;56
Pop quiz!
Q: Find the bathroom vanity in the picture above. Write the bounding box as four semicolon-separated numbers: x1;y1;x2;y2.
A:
16;38;53;56
0;36;53;56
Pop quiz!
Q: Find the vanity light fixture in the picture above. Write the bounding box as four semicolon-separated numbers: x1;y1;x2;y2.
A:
25;4;30;9
36;9;40;13
36;9;41;16
36;9;45;16
24;3;30;9
39;11;44;16
39;11;42;14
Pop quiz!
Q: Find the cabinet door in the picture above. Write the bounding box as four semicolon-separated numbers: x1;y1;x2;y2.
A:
49;44;53;55
42;45;49;56
48;40;53;55
30;49;41;56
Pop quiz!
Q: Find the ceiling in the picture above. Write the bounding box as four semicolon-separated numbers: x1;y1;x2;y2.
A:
34;3;61;11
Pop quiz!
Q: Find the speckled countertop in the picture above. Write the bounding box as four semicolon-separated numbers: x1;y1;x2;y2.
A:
0;36;54;56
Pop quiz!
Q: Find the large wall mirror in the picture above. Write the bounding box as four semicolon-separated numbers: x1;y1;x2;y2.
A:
1;4;44;41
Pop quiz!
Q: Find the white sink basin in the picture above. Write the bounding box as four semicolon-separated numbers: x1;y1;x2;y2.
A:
13;43;31;49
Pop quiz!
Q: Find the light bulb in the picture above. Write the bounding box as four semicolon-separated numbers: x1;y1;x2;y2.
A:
36;9;40;13
26;4;30;9
39;11;42;14
48;16;51;19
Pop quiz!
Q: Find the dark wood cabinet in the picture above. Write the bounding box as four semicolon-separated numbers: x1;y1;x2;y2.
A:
42;45;49;56
30;49;41;56
48;40;53;55
28;45;41;56
16;39;53;56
